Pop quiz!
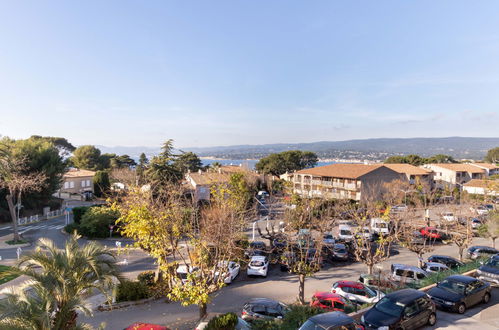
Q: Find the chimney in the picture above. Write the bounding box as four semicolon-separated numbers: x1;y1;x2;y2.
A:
198;169;202;175
218;168;221;174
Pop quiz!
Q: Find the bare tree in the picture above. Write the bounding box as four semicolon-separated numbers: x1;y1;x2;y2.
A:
0;149;46;241
398;223;436;268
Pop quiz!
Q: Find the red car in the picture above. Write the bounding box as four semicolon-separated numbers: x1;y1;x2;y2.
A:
310;292;351;312
125;324;170;330
420;226;443;240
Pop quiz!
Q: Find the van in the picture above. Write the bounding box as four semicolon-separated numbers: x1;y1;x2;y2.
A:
390;264;428;284
338;225;353;242
370;218;389;235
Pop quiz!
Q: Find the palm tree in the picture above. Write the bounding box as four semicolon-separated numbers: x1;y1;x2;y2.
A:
0;233;122;329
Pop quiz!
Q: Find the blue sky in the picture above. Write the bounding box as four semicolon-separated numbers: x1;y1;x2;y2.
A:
0;1;498;148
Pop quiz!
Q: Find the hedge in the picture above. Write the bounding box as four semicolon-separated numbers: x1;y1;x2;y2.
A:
115;280;151;303
205;312;239;330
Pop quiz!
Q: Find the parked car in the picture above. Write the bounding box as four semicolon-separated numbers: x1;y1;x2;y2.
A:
331;243;349;261
215;261;240;284
473;205;489;215
442;212;456;222
257;191;270;198
310;292;353;312
410;231;426;245
370;218;390;236
241;298;288;321
466;246;499;260
323;234;336;247
484;204;495;211
195;313;250;330
247;256;269;277
427;275;491;313
355;227;373;241
338;224;354;242
391;204;408;213
280;251;296;272
420;227;446;240
390;264;428;284
471;218;483;229
331;281;384;305
358;274;398;291
300;311;363;330
246;241;267;257
176;265;199;284
427;255;464;269
125;323;170;330
422;262;449;273
477;254;499;286
361;289;436;329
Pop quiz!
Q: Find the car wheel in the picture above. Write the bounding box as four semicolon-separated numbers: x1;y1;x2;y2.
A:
427;312;437;326
483;292;491;304
457;303;466;314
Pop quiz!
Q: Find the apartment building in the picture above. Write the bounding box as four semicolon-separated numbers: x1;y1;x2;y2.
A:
282;164;404;201
462;179;498;196
57;168;95;198
468;163;499;176
422;163;486;188
383;164;433;186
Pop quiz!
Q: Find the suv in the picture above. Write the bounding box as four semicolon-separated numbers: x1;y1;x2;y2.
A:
390;264;428;284
246;241;267;257
422;262;449;273
331;281;384;305
477;254;499;285
241;298;288;321
300;311;363;330
361;289;436;329
466;246;499;260
427;255;464;269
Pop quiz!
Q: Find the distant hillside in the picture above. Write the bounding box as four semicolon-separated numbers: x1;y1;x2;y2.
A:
95;137;499;161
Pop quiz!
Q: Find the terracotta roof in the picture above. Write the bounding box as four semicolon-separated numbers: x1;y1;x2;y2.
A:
429;163;486;174
63;168;95;178
468;163;499;170
383;164;431;175
463;179;498;189
186;172;231;185
295;164;386;179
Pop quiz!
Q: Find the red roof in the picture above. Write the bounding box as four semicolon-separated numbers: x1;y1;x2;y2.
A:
125;324;169;330
313;292;345;300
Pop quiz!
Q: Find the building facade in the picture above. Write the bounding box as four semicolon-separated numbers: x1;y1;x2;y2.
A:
422;163;486;188
57;168;95;198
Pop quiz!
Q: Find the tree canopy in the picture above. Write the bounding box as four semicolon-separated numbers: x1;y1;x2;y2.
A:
485;147;499;163
173;151;203;174
255;150;318;176
385;153;457;165
71;145;102;170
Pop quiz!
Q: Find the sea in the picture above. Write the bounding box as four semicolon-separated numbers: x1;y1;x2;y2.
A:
201;158;339;170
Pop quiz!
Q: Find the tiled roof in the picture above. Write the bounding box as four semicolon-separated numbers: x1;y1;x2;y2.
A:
383;164;431;175
429;163;486;174
63;168;95;178
295;164;386;179
186;172;231;185
463;179;498;189
468;163;499;170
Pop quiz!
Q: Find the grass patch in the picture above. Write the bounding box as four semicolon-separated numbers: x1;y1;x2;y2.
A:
6;239;28;245
0;265;18;285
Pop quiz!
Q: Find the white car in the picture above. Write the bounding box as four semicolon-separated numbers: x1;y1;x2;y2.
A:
338;224;353;241
331;281;385;305
356;227;373;241
216;261;240;284
391;204;408;213
442;212;456;222
247;256;269;277
475;206;489;215
370;218;390;235
196;313;251;330
422;262;449;273
176;265;200;284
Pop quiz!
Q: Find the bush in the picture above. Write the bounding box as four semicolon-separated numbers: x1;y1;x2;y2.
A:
79;207;119;238
138;271;156;287
72;206;90;224
205;312;239;330
251;305;324;330
64;223;80;234
115;280;151;303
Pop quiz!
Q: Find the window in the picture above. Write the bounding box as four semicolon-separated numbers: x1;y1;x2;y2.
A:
69;181;74;188
252;305;266;314
404;302;419;317
64;182;69;189
266;307;281;317
86;180;91;186
81;181;85;187
416;297;430;309
333;301;345;309
319;299;333;308
416;272;426;280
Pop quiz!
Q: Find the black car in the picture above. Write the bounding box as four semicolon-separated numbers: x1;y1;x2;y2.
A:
466;246;499;260
427;275;491;314
245;241;267;257
241;298;288;321
362;289;436;329
477;254;499;286
299;311;362;330
427;255;464;269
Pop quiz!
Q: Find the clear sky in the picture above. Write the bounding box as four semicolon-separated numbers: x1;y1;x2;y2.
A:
0;1;498;148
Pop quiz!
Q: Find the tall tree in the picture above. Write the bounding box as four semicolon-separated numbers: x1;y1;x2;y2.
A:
110;154;137;169
0;144;46;241
29;135;76;157
174;152;203;174
255;150;318;176
145;140;181;185
93;170;110;197
485;147;499;163
72;145;102;170
136;153;149;184
426;154;457;164
0;233;122;329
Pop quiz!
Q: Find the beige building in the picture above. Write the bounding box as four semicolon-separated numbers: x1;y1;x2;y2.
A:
462;179;498;196
383;164;433;186
58;168;95;197
282;164;404;201
468;163;499;176
422;163;486;188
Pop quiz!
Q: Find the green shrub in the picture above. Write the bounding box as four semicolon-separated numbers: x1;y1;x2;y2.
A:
280;305;324;330
115;280;151;303
64;223;80;234
205;312;239;330
72;206;90;224
79;206;119;238
416;258;485;288
138;271;156;287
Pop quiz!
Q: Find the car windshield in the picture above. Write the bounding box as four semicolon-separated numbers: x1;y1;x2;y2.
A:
364;285;377;297
340;230;351;235
485;258;499;268
250;260;265;267
438;279;466;295
299;320;327;330
374;297;404;317
324;235;333;239
178;272;188;280
376;223;387;228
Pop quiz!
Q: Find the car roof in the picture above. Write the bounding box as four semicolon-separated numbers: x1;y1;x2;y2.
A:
339;224;351;229
307;311;354;326
250;255;267;261
469;245;493;250
247;298;281;306
336;281;363;289
313;292;345;300
430;255;456;260
386;289;426;304
392;264;427;273
445;275;477;283
425;262;448;268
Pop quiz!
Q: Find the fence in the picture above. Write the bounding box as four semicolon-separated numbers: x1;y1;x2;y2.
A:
17;209;65;226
